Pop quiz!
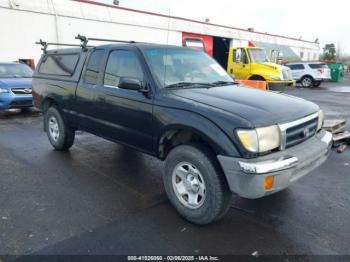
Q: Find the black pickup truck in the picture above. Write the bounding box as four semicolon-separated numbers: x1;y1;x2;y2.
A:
33;39;332;224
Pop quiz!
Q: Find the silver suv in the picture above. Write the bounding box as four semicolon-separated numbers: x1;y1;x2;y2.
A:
285;62;331;88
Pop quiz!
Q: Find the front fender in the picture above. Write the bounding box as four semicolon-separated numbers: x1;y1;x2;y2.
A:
153;105;240;158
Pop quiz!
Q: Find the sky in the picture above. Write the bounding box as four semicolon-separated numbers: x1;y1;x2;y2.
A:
96;0;350;55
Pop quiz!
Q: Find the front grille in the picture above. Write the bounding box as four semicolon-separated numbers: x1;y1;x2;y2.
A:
11;88;32;95
285;118;318;148
282;69;292;80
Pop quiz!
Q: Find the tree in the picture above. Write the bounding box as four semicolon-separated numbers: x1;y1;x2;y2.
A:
322;43;336;60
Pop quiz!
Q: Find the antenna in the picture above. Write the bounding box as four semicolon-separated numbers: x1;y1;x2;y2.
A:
166;8;171;46
163;8;171;88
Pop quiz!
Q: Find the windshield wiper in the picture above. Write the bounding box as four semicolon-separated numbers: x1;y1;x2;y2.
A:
164;82;215;89
211;81;237;86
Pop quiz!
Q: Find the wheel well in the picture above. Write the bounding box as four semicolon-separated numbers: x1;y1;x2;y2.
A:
158;128;218;160
41;98;60;132
249;75;265;81
41;98;57;112
301;75;314;81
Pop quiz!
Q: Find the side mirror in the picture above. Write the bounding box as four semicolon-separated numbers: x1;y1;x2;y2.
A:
119;77;142;91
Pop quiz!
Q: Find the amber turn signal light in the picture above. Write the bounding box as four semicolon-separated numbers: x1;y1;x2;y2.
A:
265;176;274;190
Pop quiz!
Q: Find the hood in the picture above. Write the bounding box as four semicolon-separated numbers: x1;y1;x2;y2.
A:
170;85;319;127
0;78;32;88
259;62;280;70
257;62;289;71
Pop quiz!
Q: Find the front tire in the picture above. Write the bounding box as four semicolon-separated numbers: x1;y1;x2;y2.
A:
249;75;265;81
44;106;75;151
164;144;232;224
301;76;313;88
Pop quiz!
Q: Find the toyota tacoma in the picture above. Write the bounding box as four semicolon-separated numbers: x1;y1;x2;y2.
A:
33;37;332;224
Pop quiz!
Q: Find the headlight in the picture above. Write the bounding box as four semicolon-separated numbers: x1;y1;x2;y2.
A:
317;110;324;131
237;125;280;153
236;129;258;152
0;88;9;93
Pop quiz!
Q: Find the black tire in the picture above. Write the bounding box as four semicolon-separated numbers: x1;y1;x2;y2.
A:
313;81;322;87
301;76;313;88
249;75;265;81
44;106;75;151
164;143;232;224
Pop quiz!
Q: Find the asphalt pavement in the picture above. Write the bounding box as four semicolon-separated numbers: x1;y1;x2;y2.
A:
0;80;349;259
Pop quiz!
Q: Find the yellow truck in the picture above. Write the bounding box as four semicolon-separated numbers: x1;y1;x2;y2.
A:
227;47;295;89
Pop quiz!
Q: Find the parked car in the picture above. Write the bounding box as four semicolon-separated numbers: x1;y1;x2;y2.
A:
33;41;332;224
285;62;331;88
0;62;34;110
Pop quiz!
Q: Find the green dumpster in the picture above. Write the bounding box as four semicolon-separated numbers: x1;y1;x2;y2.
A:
327;63;344;82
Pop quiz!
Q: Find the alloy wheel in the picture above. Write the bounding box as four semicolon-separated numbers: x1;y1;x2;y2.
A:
172;162;206;209
48;116;60;142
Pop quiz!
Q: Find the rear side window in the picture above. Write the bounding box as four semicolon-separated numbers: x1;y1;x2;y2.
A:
104;50;143;87
84;49;105;85
309;63;328;69
39;54;79;76
287;64;305;70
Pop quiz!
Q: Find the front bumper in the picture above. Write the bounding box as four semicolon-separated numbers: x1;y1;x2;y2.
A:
218;130;332;199
0;93;33;110
314;77;331;81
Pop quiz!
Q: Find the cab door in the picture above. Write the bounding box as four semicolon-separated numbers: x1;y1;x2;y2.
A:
228;48;251;80
94;47;154;154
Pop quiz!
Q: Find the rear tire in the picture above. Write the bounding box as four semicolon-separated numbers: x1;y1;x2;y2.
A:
301;76;313;88
313;81;322;87
44;106;75;151
163;143;232;224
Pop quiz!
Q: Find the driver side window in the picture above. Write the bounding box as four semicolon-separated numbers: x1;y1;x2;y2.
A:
233;49;241;63
233;48;248;64
104;50;144;88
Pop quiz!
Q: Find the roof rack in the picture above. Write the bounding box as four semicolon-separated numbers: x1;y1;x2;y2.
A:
35;39;93;53
75;34;137;48
36;35;139;53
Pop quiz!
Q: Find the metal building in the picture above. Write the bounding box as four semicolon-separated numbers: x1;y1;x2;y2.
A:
0;0;320;66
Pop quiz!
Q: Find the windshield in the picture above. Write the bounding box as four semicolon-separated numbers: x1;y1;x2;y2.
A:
248;49;269;63
144;48;233;88
0;64;33;78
